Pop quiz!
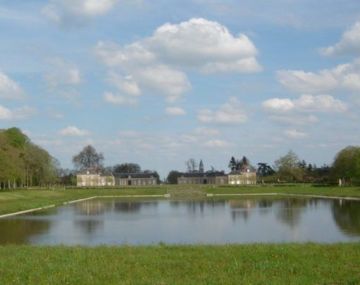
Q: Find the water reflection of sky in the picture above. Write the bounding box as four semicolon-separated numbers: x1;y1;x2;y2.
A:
0;198;359;245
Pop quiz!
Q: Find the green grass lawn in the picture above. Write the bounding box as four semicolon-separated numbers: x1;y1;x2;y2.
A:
0;244;359;285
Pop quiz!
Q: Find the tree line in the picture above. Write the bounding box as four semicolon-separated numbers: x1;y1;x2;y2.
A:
0;128;58;188
166;148;360;185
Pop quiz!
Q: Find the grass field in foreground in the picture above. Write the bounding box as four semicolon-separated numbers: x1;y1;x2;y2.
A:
0;185;360;215
0;244;359;285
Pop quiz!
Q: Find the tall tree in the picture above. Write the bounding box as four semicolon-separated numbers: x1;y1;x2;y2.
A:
0;127;58;188
228;156;237;171
72;145;104;171
333;146;360;185
199;160;204;173
257;163;275;177
166;171;181;184
274;150;304;182
113;163;141;174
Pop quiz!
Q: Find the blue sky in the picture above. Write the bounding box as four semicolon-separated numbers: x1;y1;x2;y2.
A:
1;0;360;177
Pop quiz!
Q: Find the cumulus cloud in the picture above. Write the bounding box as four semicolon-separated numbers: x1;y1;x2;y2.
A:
165;107;186;116
277;59;360;93
59;126;90;136
0;105;36;120
263;94;348;113
107;73;141;96
0;71;24;100
135;65;191;102
284;129;308;139
95;18;261;102
321;22;360;56
262;94;347;126
145;18;261;73
103;92;137;106
198;97;247;124
42;0;118;25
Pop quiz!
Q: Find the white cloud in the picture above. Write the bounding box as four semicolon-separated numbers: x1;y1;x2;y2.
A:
95;18;262;102
277;59;360;93
262;95;347;113
59;126;90;137
277;69;337;94
103;92;137;106
165;107;186;116
0;105;36;120
135;65;191;101
321;21;360;56
146;18;262;73
284;129;308;139
294;94;347;112
204;139;232;148
42;0;118;25
0;71;24;100
95;41;156;67
107;73;141;96
96;43;190;101
262;98;294;113
198;97;247;124
193;127;220;136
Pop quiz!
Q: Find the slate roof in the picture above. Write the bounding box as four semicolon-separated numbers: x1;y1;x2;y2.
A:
179;171;226;178
114;173;157;179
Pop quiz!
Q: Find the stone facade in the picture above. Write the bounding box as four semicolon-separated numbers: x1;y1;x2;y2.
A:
77;171;115;187
177;172;228;185
228;170;257;185
114;173;157;186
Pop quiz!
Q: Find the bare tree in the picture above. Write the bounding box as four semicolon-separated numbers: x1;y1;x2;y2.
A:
186;158;198;173
72;145;104;171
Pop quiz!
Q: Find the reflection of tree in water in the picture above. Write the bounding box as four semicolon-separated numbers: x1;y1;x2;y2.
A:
113;201;158;213
0;218;50;244
332;200;360;236
185;200;226;215
275;199;307;228
258;199;273;215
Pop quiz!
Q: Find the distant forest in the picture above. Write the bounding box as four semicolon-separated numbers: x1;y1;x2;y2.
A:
0;127;359;188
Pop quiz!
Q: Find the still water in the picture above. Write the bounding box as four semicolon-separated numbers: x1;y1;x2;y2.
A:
0;198;359;245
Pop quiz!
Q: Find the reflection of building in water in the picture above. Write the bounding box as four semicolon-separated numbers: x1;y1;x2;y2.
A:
229;199;257;221
75;200;106;215
77;170;115;187
177;171;228;185
332;200;360;236
114;173;157;186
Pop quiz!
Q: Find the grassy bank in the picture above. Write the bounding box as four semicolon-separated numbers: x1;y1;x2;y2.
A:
0;243;359;285
1;185;360;215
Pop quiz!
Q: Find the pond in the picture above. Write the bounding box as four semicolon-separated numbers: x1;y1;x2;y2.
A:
0;197;360;245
